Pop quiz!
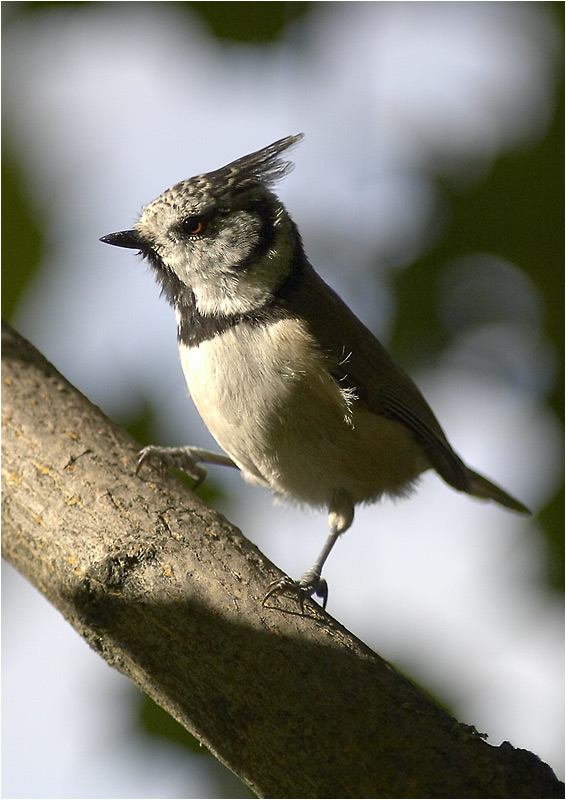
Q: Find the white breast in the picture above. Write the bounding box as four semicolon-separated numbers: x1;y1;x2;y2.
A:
178;318;428;509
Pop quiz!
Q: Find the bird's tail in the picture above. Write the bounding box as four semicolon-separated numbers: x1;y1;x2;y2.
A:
466;469;531;515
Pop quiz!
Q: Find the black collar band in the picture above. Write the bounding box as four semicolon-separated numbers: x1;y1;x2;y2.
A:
175;238;307;348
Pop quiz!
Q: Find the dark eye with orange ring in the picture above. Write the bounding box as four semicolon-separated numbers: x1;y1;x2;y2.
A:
180;216;204;236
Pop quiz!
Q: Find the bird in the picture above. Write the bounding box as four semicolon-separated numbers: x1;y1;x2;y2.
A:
100;134;530;610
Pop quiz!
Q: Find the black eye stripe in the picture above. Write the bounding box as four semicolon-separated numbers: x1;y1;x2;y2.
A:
235;197;276;268
177;197;275;260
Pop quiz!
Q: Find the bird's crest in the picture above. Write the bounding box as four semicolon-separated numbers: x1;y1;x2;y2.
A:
156;134;304;211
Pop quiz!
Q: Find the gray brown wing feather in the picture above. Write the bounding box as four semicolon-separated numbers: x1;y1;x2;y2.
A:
289;266;470;492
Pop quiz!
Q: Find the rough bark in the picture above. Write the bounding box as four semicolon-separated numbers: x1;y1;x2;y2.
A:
1;320;563;799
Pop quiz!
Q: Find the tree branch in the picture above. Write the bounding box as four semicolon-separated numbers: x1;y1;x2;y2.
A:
1;320;562;799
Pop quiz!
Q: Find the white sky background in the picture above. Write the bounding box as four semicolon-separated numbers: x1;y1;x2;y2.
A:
2;2;563;797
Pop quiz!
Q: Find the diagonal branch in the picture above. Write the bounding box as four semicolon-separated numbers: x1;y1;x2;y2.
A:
1;320;562;799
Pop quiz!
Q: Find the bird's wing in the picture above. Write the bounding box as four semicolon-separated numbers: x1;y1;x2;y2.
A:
291;267;470;492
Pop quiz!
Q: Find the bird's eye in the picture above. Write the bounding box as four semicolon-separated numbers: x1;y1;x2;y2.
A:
181;216;204;236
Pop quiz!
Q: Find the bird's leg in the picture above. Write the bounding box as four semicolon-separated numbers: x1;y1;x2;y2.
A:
262;528;341;611
136;445;238;487
263;490;354;612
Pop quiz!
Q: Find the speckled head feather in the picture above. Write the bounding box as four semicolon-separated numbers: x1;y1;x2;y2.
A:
145;133;304;218
200;133;304;195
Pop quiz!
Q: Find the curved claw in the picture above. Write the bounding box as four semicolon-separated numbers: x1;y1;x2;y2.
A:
135;446;158;475
315;578;328;609
135;445;208;485
262;574;329;612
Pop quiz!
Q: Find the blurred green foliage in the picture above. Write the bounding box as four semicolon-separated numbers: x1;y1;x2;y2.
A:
189;1;310;42
391;92;565;413
1;0;311;40
1;150;45;320
390;57;564;589
139;691;204;754
138;692;254;797
2;2;563;793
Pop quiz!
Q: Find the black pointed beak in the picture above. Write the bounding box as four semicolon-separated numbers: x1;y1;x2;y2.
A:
100;229;145;250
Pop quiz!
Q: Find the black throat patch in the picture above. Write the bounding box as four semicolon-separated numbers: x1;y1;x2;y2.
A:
147;239;308;349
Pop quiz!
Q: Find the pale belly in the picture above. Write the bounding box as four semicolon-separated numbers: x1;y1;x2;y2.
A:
178;320;429;509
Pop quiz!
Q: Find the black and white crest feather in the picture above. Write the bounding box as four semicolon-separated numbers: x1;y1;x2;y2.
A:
204;133;304;194
137;134;304;219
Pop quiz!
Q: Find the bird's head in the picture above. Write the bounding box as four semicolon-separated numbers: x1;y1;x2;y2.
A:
101;134;304;317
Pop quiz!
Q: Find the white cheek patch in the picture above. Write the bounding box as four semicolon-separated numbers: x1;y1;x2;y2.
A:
191;251;290;318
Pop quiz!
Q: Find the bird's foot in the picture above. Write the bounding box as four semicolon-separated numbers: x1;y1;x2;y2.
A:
262;567;328;612
136;445;208;486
